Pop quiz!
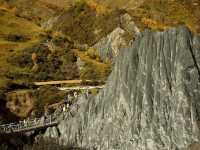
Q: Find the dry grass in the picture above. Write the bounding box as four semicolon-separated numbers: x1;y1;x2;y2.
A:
128;0;200;32
0;5;43;89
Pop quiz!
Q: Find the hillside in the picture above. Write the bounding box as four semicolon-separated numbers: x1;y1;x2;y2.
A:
40;0;74;8
0;0;199;102
0;0;200;119
0;0;114;119
50;0;123;45
0;5;44;90
128;0;200;33
4;0;63;25
1;0;200;149
0;0;116;91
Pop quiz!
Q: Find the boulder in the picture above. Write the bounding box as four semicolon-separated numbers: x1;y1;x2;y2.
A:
58;27;200;150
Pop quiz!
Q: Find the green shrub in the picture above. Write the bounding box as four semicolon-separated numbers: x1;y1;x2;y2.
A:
74;0;88;17
32;86;66;117
6;34;30;42
7;39;79;82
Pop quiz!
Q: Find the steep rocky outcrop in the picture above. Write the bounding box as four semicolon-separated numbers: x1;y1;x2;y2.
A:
92;27;127;61
92;14;140;62
52;27;200;149
120;13;140;36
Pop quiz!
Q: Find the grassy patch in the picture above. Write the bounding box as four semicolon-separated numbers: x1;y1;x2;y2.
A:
6;0;62;25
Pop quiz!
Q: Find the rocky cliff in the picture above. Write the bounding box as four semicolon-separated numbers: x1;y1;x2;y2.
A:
92;27;127;62
92;13;140;62
49;26;200;149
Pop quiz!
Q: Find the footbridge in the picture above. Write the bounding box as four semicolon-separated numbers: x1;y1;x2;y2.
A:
0;84;105;134
0;94;90;134
0;112;62;134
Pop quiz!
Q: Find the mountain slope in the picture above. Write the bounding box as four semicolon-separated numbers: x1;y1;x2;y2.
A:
0;6;44;89
51;0;123;45
128;0;200;33
5;0;63;25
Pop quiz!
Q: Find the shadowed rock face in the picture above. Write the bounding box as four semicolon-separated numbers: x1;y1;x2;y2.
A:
58;27;200;150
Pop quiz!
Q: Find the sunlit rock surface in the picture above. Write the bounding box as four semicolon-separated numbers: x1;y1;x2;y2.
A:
58;27;200;150
93;27;127;61
44;126;59;139
92;14;140;62
120;13;140;36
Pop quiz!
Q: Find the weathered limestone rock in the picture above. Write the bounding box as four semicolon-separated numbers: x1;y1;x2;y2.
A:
120;13;140;35
92;14;140;62
93;27;127;61
58;27;200;150
44;126;59;139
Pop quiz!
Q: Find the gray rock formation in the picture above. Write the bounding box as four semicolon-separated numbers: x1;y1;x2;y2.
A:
93;27;127;61
44;126;59;139
120;13;140;36
92;14;140;62
57;27;200;150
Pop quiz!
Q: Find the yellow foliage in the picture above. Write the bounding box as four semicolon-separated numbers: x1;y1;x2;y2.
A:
130;0;200;33
32;53;37;62
86;47;97;59
87;0;109;14
52;31;65;39
141;17;168;30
